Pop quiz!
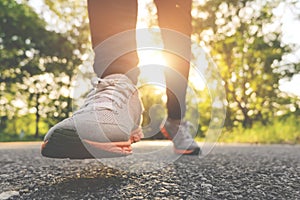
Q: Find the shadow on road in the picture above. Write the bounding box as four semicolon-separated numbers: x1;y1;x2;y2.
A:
28;166;126;199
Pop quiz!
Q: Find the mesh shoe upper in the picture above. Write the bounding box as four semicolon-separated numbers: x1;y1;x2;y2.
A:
161;118;200;152
44;74;143;143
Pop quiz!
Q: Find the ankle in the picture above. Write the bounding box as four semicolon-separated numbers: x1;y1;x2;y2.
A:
167;117;182;125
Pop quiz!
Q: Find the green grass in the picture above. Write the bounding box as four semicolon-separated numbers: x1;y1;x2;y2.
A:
0;133;43;142
218;116;300;144
1;115;300;144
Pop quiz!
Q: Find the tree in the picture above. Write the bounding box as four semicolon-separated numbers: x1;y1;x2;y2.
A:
193;0;296;128
42;0;94;122
0;0;75;137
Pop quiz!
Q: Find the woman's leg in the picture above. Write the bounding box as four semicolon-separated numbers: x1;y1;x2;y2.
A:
87;0;139;83
154;0;192;119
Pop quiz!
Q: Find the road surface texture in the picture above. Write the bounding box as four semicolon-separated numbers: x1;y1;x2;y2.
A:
0;141;299;199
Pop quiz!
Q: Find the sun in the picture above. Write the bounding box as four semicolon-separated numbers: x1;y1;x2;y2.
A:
138;50;167;66
136;29;168;85
137;50;167;86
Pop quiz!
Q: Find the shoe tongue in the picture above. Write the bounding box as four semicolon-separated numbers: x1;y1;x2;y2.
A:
103;74;133;84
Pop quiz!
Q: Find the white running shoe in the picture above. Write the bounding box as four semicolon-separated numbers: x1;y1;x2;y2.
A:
41;74;143;159
160;118;201;155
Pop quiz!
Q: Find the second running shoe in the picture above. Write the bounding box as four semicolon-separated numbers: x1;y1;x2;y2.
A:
160;118;201;155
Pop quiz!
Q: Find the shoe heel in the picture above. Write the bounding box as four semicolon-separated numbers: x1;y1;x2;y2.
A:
160;127;172;140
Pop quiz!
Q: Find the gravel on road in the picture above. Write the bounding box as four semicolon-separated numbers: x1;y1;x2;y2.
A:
0;141;300;199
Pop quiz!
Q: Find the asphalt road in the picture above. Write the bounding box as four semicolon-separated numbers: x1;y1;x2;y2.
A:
0;141;300;199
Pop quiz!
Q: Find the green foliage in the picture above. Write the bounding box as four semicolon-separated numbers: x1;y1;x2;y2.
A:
0;0;72;81
0;0;82;138
186;84;211;137
0;113;47;141
42;0;93;121
193;0;298;128
139;84;166;139
219;115;300;144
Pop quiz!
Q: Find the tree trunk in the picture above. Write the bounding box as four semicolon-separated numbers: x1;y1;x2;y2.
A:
242;109;253;128
35;93;40;138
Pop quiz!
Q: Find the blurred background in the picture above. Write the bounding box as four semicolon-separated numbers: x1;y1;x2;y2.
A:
0;0;299;143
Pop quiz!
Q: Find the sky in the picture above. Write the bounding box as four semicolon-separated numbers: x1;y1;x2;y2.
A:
274;2;300;96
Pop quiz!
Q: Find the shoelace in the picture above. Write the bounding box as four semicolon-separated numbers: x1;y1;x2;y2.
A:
75;77;136;114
